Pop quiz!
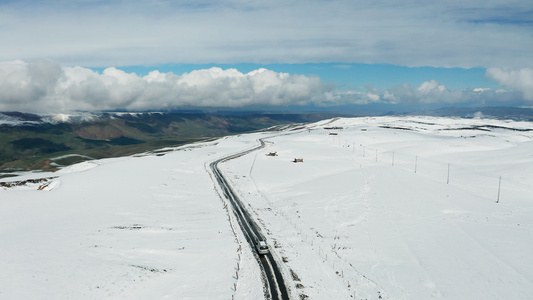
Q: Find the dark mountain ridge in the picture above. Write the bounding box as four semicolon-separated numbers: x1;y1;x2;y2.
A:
0;111;340;173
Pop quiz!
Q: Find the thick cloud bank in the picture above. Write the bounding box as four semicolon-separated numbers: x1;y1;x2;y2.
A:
0;60;332;113
0;60;528;113
486;68;533;101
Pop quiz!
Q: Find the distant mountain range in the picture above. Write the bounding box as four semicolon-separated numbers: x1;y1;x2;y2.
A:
1;106;532;173
0;111;340;173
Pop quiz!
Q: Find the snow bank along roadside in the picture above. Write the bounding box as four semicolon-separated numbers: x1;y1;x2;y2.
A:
0;137;264;299
222;116;533;299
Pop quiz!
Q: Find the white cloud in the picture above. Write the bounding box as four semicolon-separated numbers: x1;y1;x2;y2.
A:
485;68;533;100
381;81;463;105
328;89;384;105
338;80;521;106
0;60;332;113
1;60;528;113
416;80;446;95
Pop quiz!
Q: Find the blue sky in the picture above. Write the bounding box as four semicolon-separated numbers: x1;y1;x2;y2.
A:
0;0;532;112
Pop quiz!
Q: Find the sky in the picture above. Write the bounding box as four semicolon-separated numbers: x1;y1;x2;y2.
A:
0;0;532;113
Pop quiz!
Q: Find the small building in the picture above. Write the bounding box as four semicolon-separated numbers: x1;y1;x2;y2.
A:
266;152;278;156
293;158;304;163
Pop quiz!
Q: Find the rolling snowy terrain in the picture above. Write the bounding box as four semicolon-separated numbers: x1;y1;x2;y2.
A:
1;116;533;299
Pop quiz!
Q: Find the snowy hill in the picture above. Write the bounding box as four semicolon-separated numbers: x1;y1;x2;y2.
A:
1;116;532;299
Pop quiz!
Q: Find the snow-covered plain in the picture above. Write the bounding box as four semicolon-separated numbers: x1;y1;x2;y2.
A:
1;116;533;299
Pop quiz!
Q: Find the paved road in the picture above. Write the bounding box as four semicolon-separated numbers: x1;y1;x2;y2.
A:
210;139;290;300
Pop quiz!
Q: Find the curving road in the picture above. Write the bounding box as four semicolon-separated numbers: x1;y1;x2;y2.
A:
210;139;290;300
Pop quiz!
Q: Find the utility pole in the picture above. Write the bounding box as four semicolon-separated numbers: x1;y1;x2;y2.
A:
497;176;502;203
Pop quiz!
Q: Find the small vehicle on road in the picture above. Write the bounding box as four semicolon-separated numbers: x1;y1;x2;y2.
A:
256;240;270;255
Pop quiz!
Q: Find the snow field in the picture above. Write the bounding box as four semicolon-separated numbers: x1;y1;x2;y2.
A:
222;116;533;299
1;116;532;300
0;138;263;299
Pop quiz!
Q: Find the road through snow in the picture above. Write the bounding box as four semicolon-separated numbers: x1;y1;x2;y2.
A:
221;116;533;299
210;138;290;300
1;116;533;299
